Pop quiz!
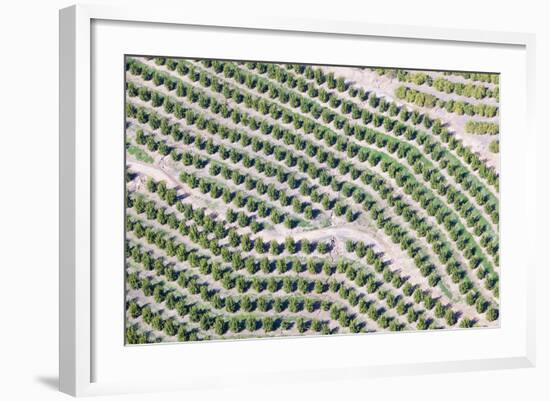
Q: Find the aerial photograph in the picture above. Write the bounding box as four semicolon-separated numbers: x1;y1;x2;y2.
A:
124;56;500;344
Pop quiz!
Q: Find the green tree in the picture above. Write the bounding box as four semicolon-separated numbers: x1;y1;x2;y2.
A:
345;208;355;222
229;317;241;333
163;319;177;336
284;216;294;229
269;240;280;255
246;317;257;332
445;309;457;326
296;317;307;333
127;302;141;318
316;242;329;254
262;317;274;332
486;306;499;322
225;208;237;223
214;317;227;335
285;237;296;253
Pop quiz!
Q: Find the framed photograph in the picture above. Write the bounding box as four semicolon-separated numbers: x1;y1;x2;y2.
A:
59;4;536;396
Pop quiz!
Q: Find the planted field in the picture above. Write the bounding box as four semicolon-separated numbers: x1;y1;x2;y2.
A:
124;56;500;344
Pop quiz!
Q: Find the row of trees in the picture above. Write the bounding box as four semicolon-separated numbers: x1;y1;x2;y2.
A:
395;86;499;118
374;68;499;100
443;71;500;85
140;180;264;237
230;60;434;128
135;122;312;229
212;65;504;231
132;191;375;283
135;282;352;333
179;170;301;228
148;104;496;274
465;120;500;135
346;241;498;323
129;291;329;338
129;264;338;319
134;191;362;275
130;109;363;224
131;227;473;333
247;58;498;196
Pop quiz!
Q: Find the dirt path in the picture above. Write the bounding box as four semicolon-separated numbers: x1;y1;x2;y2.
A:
127;158;181;188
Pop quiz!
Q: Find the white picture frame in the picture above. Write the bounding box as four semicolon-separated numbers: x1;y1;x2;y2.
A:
59;3;536;397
